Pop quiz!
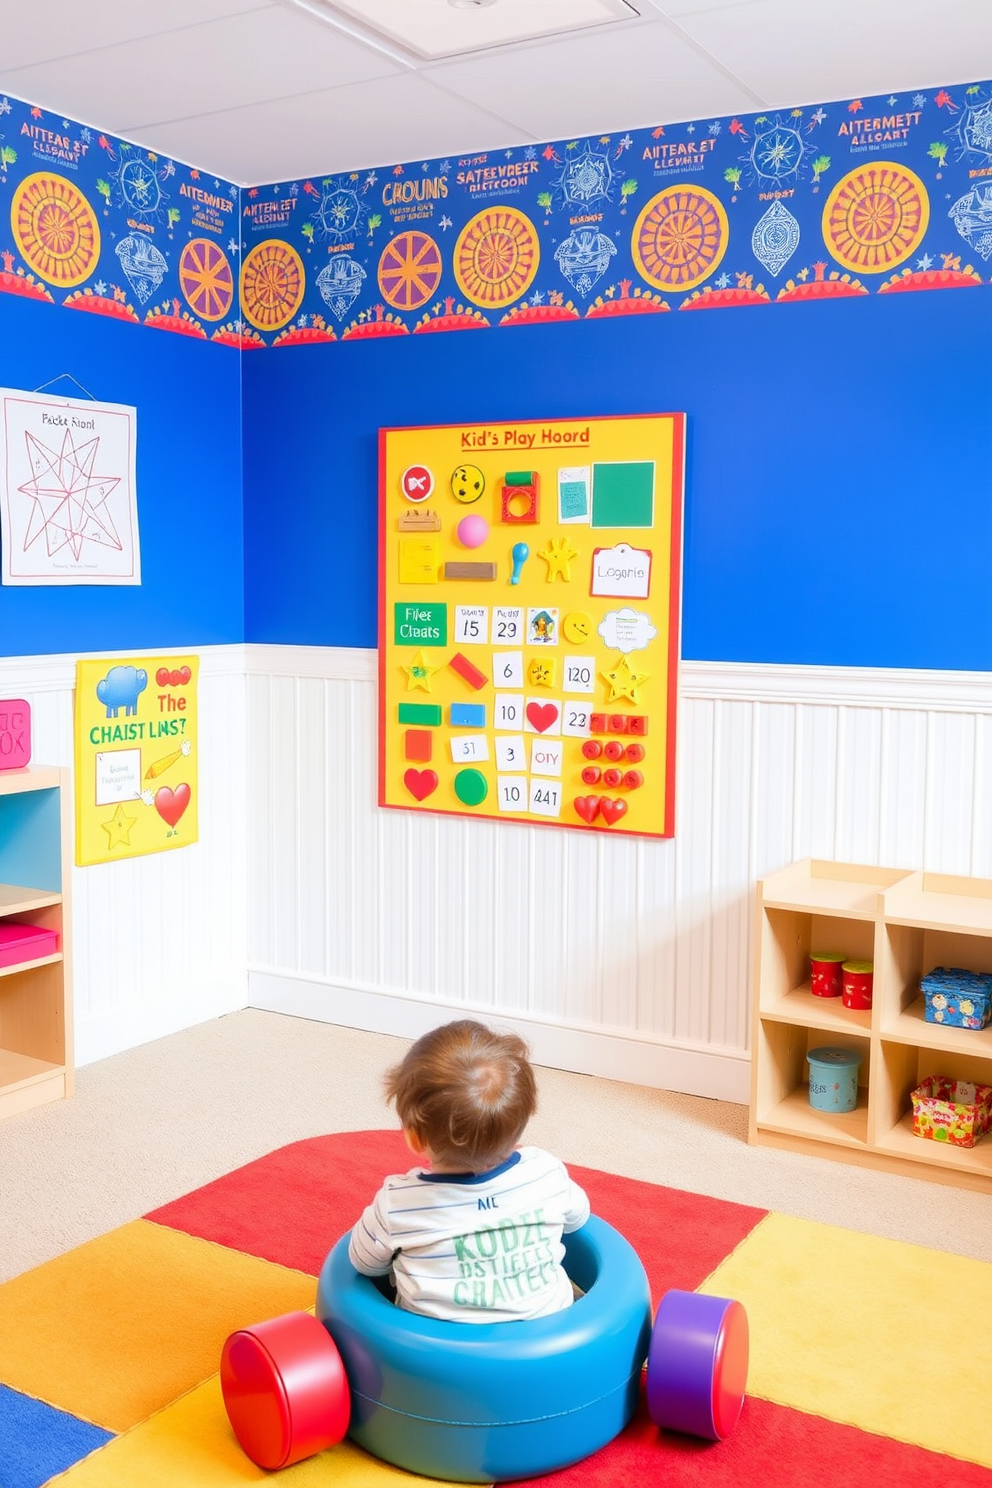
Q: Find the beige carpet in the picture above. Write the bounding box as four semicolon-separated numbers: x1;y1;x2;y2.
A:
2;1008;992;1284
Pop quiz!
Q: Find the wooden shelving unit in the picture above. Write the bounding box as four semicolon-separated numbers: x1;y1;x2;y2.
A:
0;767;72;1120
750;860;992;1193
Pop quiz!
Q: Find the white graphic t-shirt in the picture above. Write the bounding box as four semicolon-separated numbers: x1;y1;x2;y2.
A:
348;1146;590;1322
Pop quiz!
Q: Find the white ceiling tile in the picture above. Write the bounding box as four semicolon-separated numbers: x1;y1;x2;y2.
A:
0;7;403;136
674;0;992;107
425;16;760;140
313;0;635;60
0;0;275;71
126;74;535;184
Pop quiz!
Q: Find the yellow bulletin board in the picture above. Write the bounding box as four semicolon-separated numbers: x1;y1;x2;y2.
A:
74;655;199;866
379;415;684;839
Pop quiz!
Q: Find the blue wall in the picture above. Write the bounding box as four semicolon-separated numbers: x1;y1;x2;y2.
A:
242;289;992;669
0;294;243;657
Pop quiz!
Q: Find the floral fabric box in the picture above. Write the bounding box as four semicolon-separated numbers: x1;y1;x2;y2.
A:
910;1076;992;1149
919;968;992;1030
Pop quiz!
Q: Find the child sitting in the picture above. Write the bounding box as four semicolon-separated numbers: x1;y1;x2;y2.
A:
349;1019;590;1322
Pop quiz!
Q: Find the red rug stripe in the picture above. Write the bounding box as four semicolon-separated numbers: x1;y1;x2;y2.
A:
145;1132;767;1294
519;1386;992;1488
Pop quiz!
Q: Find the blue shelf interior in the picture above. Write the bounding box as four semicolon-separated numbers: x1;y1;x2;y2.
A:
0;788;62;895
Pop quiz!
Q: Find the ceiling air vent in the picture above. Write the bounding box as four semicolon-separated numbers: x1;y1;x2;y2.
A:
287;0;640;62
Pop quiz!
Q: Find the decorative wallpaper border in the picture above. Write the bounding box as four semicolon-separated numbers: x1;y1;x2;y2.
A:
3;78;992;347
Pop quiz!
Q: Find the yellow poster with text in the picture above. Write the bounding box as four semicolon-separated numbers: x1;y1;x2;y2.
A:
74;656;199;866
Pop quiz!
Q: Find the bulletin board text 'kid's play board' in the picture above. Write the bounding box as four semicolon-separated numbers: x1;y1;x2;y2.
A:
379;415;684;839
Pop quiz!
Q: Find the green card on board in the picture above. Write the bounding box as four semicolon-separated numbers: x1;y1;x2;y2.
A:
591;461;655;528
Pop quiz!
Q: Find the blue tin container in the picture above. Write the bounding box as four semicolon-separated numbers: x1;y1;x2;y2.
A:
807;1047;862;1113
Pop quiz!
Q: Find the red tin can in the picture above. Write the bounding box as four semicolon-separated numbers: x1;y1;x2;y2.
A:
809;953;845;998
842;960;873;1010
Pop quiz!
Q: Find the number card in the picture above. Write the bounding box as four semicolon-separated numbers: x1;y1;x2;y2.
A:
497;776;528;812
494;694;525;731
495;735;526;771
455;606;488;645
530;738;563;777
492;651;524;689
562;656;596;694
561;703;592;738
450;734;490;763
492;607;523;644
529;779;562;818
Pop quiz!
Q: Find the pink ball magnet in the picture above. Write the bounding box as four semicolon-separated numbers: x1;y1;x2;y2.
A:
457;515;489;549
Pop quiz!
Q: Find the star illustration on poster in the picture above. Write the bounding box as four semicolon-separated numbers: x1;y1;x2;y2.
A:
20;426;122;561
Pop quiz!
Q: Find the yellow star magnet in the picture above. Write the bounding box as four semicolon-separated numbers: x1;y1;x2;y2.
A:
537;536;579;582
601;654;649;705
401;650;441;692
102;803;137;850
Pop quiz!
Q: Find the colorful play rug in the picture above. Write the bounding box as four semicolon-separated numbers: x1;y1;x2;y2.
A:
3;1130;992;1488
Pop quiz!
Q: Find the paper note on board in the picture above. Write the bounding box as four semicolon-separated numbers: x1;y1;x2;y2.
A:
590;544;652;600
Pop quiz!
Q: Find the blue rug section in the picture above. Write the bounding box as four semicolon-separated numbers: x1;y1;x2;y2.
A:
0;1383;113;1488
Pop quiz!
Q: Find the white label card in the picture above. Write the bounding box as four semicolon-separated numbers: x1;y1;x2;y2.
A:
494;693;525;731
529;779;562;818
562;655;596;694
561;703;592;738
450;734;490;763
495;735;526;771
492;651;524;689
590;543;652;600
530;738;563;777
454;606;488;645
497;776;528;812
492;607;524;644
95;749;142;805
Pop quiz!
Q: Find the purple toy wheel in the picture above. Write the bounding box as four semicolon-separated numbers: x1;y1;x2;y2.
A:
645;1290;748;1441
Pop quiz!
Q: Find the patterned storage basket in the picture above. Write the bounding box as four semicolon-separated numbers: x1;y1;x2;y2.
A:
910;1076;992;1148
919;968;992;1030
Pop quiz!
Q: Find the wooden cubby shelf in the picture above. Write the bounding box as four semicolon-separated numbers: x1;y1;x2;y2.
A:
0;767;73;1120
750;859;992;1193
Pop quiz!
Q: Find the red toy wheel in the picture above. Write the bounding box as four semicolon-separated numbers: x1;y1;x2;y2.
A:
221;1310;350;1469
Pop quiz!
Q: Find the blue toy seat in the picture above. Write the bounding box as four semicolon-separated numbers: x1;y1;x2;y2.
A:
316;1215;652;1483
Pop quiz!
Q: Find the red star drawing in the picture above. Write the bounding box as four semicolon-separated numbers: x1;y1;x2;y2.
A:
19;427;123;562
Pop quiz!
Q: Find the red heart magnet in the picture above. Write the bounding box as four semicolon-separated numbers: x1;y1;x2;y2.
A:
573;795;602;825
526;702;558;734
404;768;438;802
155;782;191;827
599;797;628;827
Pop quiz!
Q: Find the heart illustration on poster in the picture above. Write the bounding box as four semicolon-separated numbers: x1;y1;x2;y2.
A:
154;783;191;827
526;702;558;734
404;769;438;802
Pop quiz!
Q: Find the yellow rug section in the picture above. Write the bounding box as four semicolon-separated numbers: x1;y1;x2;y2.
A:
0;1220;314;1433
57;1375;451;1487
702;1212;992;1469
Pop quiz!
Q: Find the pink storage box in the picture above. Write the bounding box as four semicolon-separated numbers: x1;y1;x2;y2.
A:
0;923;59;968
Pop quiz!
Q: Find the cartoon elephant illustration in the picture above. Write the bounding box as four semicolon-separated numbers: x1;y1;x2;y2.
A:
96;665;148;718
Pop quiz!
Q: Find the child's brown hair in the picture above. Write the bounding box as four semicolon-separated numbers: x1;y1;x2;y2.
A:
385;1020;537;1172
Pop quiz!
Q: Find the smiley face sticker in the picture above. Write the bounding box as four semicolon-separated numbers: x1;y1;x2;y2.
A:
563;610;594;645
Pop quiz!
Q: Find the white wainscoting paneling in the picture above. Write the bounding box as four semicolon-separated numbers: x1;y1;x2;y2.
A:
0;646;248;1065
244;649;992;1102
